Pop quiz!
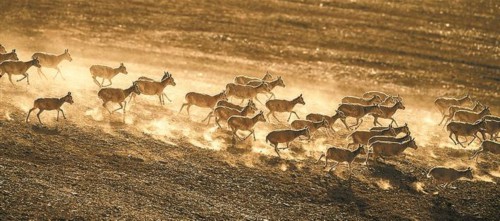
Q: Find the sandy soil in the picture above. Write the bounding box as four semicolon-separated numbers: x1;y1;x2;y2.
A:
1;0;499;220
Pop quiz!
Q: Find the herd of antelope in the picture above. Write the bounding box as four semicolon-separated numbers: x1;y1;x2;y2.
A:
1;43;499;190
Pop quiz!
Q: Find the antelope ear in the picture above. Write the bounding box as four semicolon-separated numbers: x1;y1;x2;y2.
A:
68;92;71;95
12;49;16;52
405;123;408;126
65;49;68;52
120;63;124;66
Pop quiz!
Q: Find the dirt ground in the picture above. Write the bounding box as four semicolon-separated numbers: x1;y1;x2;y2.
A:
1;0;499;220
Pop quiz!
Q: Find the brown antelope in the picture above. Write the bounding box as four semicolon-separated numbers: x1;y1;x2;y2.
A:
32;49;72;80
337;103;383;129
365;138;418;165
368;132;412;146
341;95;382;105
370;123;410;135
0;58;41;85
234;71;273;85
266;127;310;158
446;119;486;147
435;93;474;124
98;82;141;114
203;100;255;124
225;82;271;104
0;44;6;53
212;101;258;128
347;126;397;148
26;92;74;124
129;71;176;105
427;167;473;189
227;111;266;143
317;145;365;173
452;107;491;124
247;76;285;99
371;101;406;126
266;94;305;122
90;63;128;88
470;140;500;162
363;91;402;102
179;90;227;116
0;49;19;62
306;110;349;132
290;119;330;137
441;101;484;125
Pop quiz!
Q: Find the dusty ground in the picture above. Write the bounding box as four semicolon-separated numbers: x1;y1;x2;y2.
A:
1;0;499;220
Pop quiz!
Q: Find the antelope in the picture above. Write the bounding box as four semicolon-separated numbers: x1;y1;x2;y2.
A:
365;138;418;165
179;90;227;116
370;123;410;135
337;103;383;129
470;140;500;162
427;167;473;189
26;92;74;124
31;49;72;80
435;93;474;124
483;119;499;140
371;100;405;126
306;110;349;132
452;107;491;124
225;82;271;104
0;58;41;85
90;63;128;88
266;94;305;122
203;100;255;124
0;44;6;53
317;145;365;173
363;91;402;102
368;132;412;146
234;71;273;85
97;82;141;114
129;71;176;105
347;126;397;148
266;127;310;158
246;76;285;99
212;101;258;128
341;95;382;105
441;101;484;125
446;119;486;147
227;111;266;143
290;118;329;137
0;49;19;62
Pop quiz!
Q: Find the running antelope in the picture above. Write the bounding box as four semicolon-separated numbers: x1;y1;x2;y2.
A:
266;127;310;158
203;100;256;124
427;167;473;190
347;126;397;148
470;140;500;162
341;95;382;105
365;138;418;165
290;118;330;137
26;92;74;124
452;107;491;124
266;94;305;122
0;58;41;85
441;101;484;126
234;71;273;85
0;49;19;62
306;110;349;132
90;63;128;88
435;93;474;124
337;103;383;129
212;101;258;128
225;82;271;104
129;71;176;105
0;44;6;53
317;145;365;173
98;82;141;114
179;90;227;116
32;49;72;80
247;76;285;99
228;111;266;144
446;119;486;147
371;100;406;126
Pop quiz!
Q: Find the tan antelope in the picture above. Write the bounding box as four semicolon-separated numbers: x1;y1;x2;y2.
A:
225;82;271;104
363;91;402;102
247;76;285;99
441;101;484;126
337;103;383;129
234;71;273;85
0;58;41;85
227;111;266;143
212;101;258;128
26;92;74;124
266;127;310;158
266;94;305;122
368;132;412;146
371;100;406;126
370;123;410;135
129;71;176;105
179;90;227;116
347;126;397;148
446;119;486;147
0;44;6;53
470;140;499;162
306;110;349;132
341;95;382;105
317;145;365;173
90;63;128;88
32;49;72;80
435;93;474;124
98;82;141;114
290;119;330;137
452;107;491;124
0;49;19;62
365;138;418;165
203;100;255;124
427;167;473;189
